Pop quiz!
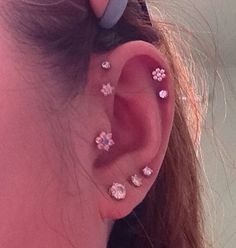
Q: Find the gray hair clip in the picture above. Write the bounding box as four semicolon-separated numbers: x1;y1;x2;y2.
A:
99;0;128;29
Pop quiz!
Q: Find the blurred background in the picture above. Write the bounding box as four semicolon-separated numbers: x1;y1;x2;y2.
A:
150;0;236;247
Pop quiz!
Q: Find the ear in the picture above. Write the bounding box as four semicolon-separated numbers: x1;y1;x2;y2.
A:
84;41;174;220
89;0;109;17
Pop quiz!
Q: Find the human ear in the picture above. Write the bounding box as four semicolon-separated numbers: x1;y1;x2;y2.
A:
82;41;174;220
89;0;109;17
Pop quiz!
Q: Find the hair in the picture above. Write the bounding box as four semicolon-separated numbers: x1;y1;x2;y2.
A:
1;0;210;247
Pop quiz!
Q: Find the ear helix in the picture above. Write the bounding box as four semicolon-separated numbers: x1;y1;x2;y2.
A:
95;61;166;200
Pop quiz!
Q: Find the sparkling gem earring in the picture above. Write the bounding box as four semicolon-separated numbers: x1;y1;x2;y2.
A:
152;68;166;82
101;61;111;70
158;90;168;99
130;174;143;187
109;182;126;200
142;166;153;177
95;131;115;151
101;83;114;96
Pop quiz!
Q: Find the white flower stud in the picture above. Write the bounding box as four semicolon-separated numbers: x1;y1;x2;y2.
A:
142;166;153;177
152;68;166;82
95;131;115;152
109;183;126;200
101;83;114;96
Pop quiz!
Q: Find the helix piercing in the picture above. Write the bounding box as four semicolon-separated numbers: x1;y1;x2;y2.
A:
142;166;153;177
152;68;166;82
109;182;126;200
101;61;111;70
95;131;115;151
130;174;143;187
158;90;168;99
101;83;114;96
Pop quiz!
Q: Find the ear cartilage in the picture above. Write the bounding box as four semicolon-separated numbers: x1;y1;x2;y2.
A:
101;83;114;96
130;174;143;187
101;61;111;70
142;166;153;177
95;131;115;151
152;68;166;82
159;90;168;99
109;183;126;200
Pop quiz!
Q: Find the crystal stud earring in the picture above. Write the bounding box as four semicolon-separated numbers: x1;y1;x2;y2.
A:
101;83;114;96
109;183;126;200
95;131;115;151
159;90;168;99
130;174;143;187
142;166;153;177
152;68;166;82
101;61;111;70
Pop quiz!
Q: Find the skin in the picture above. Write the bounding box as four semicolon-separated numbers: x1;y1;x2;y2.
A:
0;2;175;248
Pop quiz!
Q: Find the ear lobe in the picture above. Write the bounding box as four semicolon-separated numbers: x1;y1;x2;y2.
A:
89;41;174;220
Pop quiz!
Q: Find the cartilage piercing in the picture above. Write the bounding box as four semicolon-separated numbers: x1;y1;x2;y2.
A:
130;174;143;187
152;68;166;82
158;90;168;99
95;131;115;151
101;61;111;70
142;166;153;177
101;83;114;96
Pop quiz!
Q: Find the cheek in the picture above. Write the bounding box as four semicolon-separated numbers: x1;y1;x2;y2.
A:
0;78;60;188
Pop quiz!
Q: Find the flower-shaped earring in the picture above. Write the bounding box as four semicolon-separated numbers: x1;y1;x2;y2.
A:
152;68;166;82
101;83;114;96
101;61;111;70
95;131;115;151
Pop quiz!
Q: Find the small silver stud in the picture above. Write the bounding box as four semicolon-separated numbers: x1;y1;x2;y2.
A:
101;61;111;70
142;166;153;177
130;174;143;187
159;90;168;99
95;131;115;151
109;183;126;200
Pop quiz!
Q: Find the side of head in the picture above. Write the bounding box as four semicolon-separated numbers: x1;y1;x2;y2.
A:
0;1;206;247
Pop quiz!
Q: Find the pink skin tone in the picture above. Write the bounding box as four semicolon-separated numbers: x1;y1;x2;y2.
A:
90;0;109;17
0;2;174;248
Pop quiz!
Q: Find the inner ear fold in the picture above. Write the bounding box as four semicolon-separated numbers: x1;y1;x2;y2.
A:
94;55;161;169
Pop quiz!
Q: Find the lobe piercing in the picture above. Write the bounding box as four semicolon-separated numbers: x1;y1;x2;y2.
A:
130;174;143;187
152;68;166;82
109;183;126;200
95;131;115;151
101;61;111;70
158;90;168;99
101;83;114;96
142;166;153;177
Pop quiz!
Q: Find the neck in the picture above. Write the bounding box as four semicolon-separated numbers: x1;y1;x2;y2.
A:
0;159;112;248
